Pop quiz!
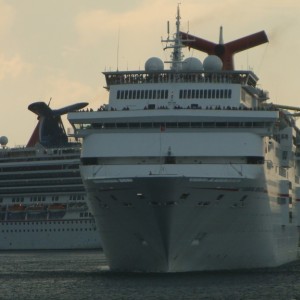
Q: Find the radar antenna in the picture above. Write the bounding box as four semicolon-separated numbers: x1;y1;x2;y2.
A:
161;4;193;71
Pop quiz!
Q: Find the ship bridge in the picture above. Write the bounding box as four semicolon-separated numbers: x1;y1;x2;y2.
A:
103;69;268;112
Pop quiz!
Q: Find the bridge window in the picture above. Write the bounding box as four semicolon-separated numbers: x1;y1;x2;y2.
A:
179;90;183;99
153;90;156;99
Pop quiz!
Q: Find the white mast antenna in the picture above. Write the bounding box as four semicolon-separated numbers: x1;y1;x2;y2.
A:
219;26;224;44
117;25;120;71
161;3;184;71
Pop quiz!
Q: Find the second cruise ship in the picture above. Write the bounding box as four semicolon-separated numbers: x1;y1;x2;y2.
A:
0;101;101;250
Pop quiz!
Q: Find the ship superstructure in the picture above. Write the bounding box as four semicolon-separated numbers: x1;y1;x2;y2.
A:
68;7;300;271
0;102;101;250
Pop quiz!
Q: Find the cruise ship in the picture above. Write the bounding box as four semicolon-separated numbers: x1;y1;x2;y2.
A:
68;7;300;271
0;101;101;250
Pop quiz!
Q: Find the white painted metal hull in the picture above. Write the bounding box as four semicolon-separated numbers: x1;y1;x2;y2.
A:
81;164;300;272
0;219;101;250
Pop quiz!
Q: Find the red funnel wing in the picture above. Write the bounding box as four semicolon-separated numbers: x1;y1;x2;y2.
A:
180;32;216;54
180;30;268;70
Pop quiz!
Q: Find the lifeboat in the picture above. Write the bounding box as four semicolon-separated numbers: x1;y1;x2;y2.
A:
47;203;66;212
26;204;46;214
48;203;66;219
7;204;26;220
8;204;26;213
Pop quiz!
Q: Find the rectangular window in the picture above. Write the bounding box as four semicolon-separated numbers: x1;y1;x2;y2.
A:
207;90;211;99
228;122;240;127
157;90;164;99
132;90;136;99
137;90;140;99
116;123;128;128
178;122;190;128
196;90;199;98
179;90;183;99
141;90;144;99
203;122;215;127
216;90;219;98
191;90;195;98
183;90;187;98
141;122;152;128
153;90;156;99
212;90;215;98
117;90;120;99
187;90;191;99
203;90;207;98
165;90;169;99
166;122;177;128
220;90;223;98
191;122;202;128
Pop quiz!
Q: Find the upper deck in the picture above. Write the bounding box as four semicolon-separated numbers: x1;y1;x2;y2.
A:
104;70;259;89
101;68;269;112
68;7;276;137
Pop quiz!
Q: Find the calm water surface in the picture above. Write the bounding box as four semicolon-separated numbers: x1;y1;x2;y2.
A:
0;250;299;299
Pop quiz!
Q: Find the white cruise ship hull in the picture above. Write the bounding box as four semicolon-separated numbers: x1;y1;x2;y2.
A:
0;220;100;250
68;7;300;272
82;164;300;272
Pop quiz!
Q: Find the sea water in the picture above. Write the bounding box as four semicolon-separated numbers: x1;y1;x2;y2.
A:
0;250;299;300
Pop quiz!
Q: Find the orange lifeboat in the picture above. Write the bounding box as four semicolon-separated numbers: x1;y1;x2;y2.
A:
47;203;66;212
26;204;46;214
8;204;26;213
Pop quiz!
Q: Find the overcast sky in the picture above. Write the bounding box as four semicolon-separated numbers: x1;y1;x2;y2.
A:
1;0;300;145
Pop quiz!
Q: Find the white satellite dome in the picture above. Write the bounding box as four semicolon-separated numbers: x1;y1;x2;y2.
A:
145;57;164;72
203;55;223;72
182;57;203;71
0;136;8;146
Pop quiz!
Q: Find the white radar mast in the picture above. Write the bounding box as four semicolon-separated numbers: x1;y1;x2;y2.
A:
162;4;188;71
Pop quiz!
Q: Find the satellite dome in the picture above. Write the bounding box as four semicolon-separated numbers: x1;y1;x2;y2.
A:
0;136;8;146
145;57;164;72
182;57;203;71
203;55;223;72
